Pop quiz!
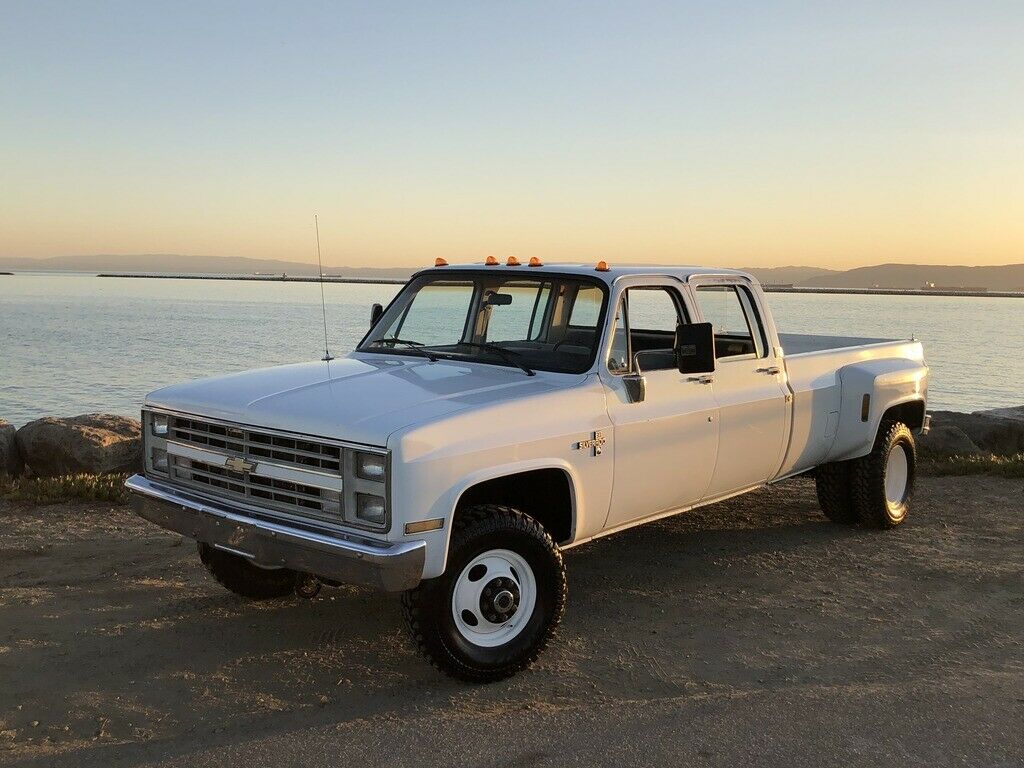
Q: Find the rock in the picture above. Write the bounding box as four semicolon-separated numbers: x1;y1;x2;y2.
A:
929;410;1024;456
0;418;24;475
974;405;1024;424
917;424;981;456
15;414;142;477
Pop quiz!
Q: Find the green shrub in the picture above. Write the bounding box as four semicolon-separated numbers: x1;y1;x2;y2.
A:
0;473;130;504
918;453;1024;479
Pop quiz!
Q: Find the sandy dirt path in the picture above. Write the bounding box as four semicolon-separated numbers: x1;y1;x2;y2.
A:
1;476;1021;767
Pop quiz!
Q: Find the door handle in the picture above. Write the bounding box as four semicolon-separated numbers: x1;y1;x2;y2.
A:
756;366;781;375
688;375;714;385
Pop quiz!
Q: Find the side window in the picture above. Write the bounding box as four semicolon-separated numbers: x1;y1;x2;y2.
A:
627;288;681;333
607;287;685;373
694;284;767;359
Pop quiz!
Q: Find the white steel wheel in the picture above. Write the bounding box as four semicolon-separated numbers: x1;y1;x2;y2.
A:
885;443;910;508
451;548;537;648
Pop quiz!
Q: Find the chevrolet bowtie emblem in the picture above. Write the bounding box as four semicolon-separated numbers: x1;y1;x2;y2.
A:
575;430;606;456
225;456;257;473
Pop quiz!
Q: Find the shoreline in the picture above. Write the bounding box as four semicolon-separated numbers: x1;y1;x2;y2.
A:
86;272;1024;297
97;272;408;285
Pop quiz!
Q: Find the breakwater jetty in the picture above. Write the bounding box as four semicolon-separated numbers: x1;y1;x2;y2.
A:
93;272;1024;298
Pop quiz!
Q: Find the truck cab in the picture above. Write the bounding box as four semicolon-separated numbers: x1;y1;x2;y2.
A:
128;259;929;681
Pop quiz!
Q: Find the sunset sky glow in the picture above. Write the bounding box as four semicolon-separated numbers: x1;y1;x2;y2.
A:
2;1;1022;268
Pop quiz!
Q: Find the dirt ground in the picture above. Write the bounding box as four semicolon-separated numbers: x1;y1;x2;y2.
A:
1;476;1021;768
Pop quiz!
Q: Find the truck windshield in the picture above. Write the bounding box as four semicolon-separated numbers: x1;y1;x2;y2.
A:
359;272;608;374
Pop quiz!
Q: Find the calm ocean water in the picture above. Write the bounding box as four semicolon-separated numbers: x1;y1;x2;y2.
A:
1;273;1021;426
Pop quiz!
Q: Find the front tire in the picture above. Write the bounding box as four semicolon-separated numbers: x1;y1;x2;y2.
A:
198;543;297;600
852;420;916;528
402;505;567;683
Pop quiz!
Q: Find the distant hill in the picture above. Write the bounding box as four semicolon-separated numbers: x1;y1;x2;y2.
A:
799;263;1024;291
0;253;415;279
738;266;839;285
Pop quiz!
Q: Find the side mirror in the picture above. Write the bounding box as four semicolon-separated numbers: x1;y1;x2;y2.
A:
675;322;716;374
370;303;384;328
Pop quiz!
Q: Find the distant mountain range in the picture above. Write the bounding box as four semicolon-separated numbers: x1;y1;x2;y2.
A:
2;254;1022;291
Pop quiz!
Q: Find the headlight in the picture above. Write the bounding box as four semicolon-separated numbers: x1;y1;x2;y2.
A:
152;413;169;436
355;452;386;481
355;493;387;525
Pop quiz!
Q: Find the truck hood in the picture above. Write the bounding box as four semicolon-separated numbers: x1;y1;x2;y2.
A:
145;354;585;447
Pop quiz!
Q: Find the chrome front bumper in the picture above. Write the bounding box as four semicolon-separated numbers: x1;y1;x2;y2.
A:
126;474;424;592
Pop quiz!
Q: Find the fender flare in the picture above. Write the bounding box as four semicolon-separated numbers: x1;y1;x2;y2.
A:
434;459;583;575
825;358;928;463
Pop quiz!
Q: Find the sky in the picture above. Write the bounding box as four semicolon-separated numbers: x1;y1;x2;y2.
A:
1;1;1022;269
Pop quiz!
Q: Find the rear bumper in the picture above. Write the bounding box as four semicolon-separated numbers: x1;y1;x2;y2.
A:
126;474;424;592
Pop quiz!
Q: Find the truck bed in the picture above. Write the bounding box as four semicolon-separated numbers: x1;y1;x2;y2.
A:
779;332;899;356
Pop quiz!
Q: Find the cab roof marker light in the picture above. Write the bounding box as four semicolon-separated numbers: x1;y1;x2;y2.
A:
506;256;521;266
434;257;448;267
528;257;543;267
485;255;499;266
595;260;610;272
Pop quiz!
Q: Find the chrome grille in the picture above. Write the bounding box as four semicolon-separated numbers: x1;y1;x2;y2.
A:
165;415;345;524
169;416;342;473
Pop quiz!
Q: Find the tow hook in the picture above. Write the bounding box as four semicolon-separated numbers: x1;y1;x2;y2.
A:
294;573;322;599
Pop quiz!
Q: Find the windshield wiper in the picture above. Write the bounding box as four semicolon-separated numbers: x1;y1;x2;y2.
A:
367;337;439;362
440;342;535;377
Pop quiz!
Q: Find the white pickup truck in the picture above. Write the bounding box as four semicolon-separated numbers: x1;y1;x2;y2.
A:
127;260;930;681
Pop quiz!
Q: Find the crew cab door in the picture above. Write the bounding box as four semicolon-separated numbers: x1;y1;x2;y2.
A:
600;279;719;528
689;278;790;497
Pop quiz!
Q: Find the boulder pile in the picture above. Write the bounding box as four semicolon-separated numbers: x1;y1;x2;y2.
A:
918;407;1024;456
0;419;23;475
7;414;142;477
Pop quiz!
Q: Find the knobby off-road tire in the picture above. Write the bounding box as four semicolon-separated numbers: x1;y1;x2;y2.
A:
198;543;297;600
852;420;916;529
815;461;858;524
402;504;567;683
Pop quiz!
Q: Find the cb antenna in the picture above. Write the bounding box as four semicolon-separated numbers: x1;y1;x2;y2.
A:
314;214;333;361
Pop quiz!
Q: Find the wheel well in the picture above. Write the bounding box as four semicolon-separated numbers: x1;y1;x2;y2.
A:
455;469;574;544
882;400;926;431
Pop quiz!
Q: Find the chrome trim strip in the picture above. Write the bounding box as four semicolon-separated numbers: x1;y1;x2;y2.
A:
166;440;231;467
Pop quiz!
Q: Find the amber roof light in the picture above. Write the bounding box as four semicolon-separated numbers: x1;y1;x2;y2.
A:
506;256;521;266
434;257;448;267
595;260;610;272
528;257;543;267
485;255;499;266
